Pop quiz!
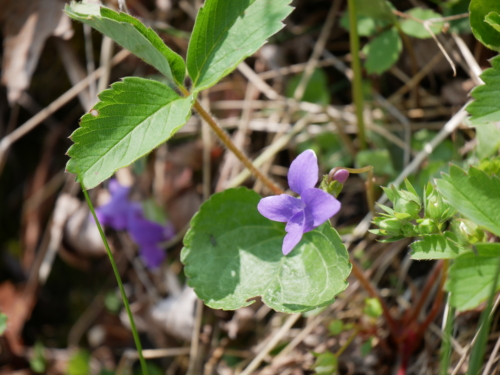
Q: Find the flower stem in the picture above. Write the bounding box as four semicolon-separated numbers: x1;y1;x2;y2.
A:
81;184;149;375
347;0;366;150
179;85;283;194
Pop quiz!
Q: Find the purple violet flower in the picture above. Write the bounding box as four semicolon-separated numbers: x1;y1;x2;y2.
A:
127;203;175;269
257;150;341;255
95;179;176;269
95;179;132;230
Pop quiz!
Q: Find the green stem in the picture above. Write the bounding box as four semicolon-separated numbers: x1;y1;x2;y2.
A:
468;253;500;375
439;294;454;375
347;0;366;150
81;184;149;375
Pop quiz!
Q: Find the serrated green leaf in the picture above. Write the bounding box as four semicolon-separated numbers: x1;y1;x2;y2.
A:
66;77;193;189
447;243;500;310
410;233;468;260
469;0;500;51
467;55;500;124
65;3;185;85
436;165;500;237
362;28;402;75
0;313;7;336
187;0;293;93
181;188;351;313
400;8;443;39
476;123;500;158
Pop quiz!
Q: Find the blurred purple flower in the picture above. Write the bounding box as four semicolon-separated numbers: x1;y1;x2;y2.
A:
95;179;132;230
257;150;341;255
95;179;175;269
127;203;175;269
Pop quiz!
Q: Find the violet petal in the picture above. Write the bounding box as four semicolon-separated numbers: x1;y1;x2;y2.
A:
127;204;168;244
288;150;319;195
258;194;305;222
139;243;166;269
283;210;306;255
95;180;131;230
302;188;341;231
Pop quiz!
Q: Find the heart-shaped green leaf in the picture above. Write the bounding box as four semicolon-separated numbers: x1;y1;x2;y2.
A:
186;0;293;93
66;77;194;188
181;188;351;313
436;165;500;238
65;2;186;86
447;243;500;310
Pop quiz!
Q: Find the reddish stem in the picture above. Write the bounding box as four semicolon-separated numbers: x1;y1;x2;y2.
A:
350;258;399;337
406;260;443;324
419;260;448;333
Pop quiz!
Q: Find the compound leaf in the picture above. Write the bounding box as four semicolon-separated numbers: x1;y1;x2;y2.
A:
187;0;293;93
65;2;185;86
447;243;500;310
469;0;500;51
67;77;194;189
181;188;352;313
362;27;402;75
467;55;500;124
436;165;500;237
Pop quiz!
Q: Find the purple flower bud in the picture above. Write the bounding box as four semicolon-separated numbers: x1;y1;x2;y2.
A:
332;169;349;184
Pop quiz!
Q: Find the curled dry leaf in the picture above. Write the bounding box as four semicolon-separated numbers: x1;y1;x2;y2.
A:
0;0;73;104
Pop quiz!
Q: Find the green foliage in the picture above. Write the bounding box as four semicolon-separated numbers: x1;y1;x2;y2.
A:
478;157;500;176
312;351;338;375
447;243;500;310
410;233;467;260
486;12;500;33
356;149;395;177
467;55;500;124
476;123;500;158
298;132;353;170
400;8;443;39
443;0;471;34
0;313;6;336
469;0;500;51
187;0;293;93
68;350;90;375
353;0;396;24
436;165;500;237
360;337;373;357
181;188;352;313
362;28;402;74
65;3;185;86
286;69;331;104
328;320;345;335
30;342;46;373
423;183;454;224
66;77;194;189
363;298;383;318
340;12;388;37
